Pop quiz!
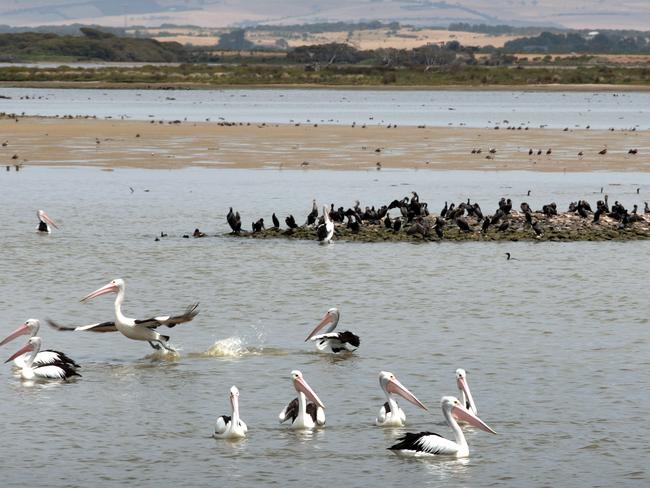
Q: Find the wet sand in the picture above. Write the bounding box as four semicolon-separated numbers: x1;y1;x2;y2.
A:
1;117;649;172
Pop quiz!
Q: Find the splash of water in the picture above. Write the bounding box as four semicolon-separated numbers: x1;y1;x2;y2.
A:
204;336;248;357
144;346;181;361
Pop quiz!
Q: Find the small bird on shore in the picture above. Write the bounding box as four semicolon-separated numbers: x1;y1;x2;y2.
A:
272;213;280;229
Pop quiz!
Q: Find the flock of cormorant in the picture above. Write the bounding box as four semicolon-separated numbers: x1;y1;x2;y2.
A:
224;191;650;243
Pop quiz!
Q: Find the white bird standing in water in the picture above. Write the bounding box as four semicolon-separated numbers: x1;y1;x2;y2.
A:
304;307;360;353
388;396;496;458
279;370;325;430
316;206;334;244
376;371;428;427
214;386;248;439
36;209;58;233
47;278;199;352
5;337;81;381
0;319;79;370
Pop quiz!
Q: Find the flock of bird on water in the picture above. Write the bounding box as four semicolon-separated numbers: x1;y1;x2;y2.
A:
3;197;647;458
0;208;501;458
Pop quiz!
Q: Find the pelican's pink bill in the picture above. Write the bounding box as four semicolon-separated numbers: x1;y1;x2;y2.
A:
452;405;497;434
387;377;428;411
0;322;30;346
81;282;118;302
5;341;34;363
457;375;476;408
304;313;333;342
294;375;325;409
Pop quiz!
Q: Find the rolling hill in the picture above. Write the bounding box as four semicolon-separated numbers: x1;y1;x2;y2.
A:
1;0;649;30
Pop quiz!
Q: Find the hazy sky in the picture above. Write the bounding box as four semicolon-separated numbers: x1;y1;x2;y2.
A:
1;1;649;30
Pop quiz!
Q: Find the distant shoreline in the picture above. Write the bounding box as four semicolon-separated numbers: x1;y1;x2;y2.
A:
2;81;650;92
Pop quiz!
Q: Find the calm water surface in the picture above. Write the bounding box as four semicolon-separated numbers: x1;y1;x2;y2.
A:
0;168;649;488
1;87;648;129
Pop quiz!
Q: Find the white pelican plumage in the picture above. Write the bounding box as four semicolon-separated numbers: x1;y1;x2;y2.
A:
388;396;496;458
304;307;360;353
376;371;428;426
5;337;81;381
455;368;477;416
316;206;334;244
214;386;248;439
279;370;325;430
0;319;79;370
47;278;199;352
36;209;58;233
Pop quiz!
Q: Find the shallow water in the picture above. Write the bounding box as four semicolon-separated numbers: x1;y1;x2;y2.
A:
1;87;649;129
1;167;649;488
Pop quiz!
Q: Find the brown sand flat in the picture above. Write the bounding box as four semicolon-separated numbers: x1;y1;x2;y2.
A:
1;117;649;172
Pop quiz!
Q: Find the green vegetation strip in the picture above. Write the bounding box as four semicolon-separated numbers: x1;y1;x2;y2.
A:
1;65;650;87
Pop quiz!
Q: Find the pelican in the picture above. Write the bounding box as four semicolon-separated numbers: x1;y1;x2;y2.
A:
304;308;360;353
0;319;79;369
455;368;477;416
376;371;428;426
214;386;248;439
5;337;81;381
47;279;199;352
316;206;334;244
388;396;496;457
279;370;325;430
36;210;58;233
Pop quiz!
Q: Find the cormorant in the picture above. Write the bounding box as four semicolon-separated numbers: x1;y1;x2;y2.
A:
285;215;298;229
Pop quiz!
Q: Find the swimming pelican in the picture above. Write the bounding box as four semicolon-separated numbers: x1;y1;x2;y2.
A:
376;371;428;427
304;308;360;353
316;206;334;244
455;368;477;416
388;396;496;457
47;278;199;352
0;319;79;369
279;370;325;430
214;386;248;439
36;210;58;233
5;337;81;381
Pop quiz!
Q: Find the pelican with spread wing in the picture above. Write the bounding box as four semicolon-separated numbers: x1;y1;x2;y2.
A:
48;279;198;352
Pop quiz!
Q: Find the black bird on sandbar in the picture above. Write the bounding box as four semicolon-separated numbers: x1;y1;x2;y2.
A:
285;215;298;229
227;207;241;234
252;218;265;233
